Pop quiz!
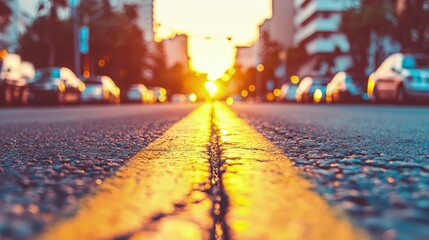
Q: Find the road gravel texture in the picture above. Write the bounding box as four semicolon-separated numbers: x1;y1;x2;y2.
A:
232;103;429;240
0;104;198;239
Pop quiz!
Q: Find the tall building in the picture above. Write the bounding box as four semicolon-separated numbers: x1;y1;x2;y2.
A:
236;45;258;69
266;0;295;50
236;0;295;69
162;34;188;70
293;0;358;76
124;0;154;46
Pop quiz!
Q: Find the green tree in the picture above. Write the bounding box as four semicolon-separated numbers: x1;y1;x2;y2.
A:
339;0;395;74
0;1;12;32
37;0;68;66
151;41;168;86
21;16;73;68
85;2;147;90
286;43;308;78
21;1;148;92
259;30;282;91
394;0;429;53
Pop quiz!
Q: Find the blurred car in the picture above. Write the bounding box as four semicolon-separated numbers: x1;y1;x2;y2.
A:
149;87;167;103
368;53;429;103
81;75;120;104
0;53;27;106
147;90;157;103
28;67;84;105
127;84;150;103
295;77;329;103
280;83;298;102
327;72;367;103
21;61;35;83
171;94;187;103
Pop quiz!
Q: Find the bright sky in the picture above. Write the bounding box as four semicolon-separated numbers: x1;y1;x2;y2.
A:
154;0;272;80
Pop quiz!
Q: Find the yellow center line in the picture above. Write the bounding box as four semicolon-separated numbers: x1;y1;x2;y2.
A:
39;104;213;240
39;102;368;240
214;102;367;240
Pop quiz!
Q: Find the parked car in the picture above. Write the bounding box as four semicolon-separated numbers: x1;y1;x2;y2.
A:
147;90;157;103
327;72;367;103
28;67;84;105
0;54;27;106
150;87;167;103
127;84;150;103
81;75;120;104
21;61;35;83
295;77;329;103
171;94;187;103
280;83;298;102
368;53;429;103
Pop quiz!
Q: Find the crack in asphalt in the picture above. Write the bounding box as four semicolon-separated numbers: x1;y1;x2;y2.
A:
111;103;233;240
112;187;207;240
207;104;230;240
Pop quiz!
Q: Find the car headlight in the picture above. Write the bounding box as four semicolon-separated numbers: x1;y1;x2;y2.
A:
313;89;323;103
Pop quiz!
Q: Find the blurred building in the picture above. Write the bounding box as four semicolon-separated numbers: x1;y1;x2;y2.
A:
236;46;258;69
293;0;359;77
162;35;189;71
263;0;295;50
236;0;295;70
0;0;20;53
124;0;154;47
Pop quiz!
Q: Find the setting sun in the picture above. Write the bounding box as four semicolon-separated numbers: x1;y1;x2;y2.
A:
205;81;219;97
154;0;272;80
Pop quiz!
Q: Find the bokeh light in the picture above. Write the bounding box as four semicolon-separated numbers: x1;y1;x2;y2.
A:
249;85;256;92
313;89;323;103
205;81;219;97
291;75;300;84
189;93;197;102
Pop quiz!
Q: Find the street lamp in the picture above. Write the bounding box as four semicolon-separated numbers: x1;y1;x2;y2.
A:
70;0;80;75
256;64;264;101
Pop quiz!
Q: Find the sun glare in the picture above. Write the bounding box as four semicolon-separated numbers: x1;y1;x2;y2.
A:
154;0;272;80
205;81;219;97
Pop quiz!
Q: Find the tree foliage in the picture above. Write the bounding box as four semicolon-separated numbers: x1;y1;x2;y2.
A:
286;43;308;78
340;0;395;74
340;0;429;74
20;1;148;91
0;1;12;32
394;0;429;53
259;30;282;90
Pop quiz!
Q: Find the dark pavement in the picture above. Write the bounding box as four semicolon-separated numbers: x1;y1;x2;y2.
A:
1;102;429;239
232;103;429;240
0;104;199;239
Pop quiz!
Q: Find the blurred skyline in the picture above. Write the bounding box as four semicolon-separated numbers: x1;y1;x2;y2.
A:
16;0;273;81
154;0;272;80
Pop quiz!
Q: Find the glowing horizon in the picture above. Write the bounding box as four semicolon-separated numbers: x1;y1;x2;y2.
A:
153;0;272;80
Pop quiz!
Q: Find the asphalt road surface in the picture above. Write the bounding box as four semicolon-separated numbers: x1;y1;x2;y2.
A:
0;104;198;239
1;102;429;239
233;103;429;240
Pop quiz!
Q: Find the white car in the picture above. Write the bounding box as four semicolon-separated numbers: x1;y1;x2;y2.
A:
368;53;429;103
127;84;149;103
81;76;120;104
280;83;298;102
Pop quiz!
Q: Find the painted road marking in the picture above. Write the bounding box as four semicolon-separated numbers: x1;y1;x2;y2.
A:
40;102;367;240
40;104;213;240
214;102;367;240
